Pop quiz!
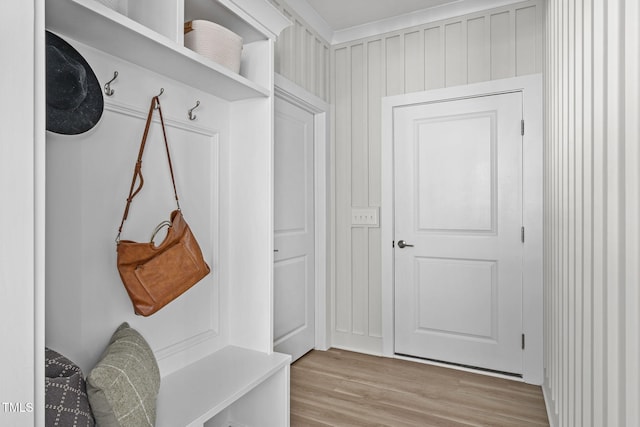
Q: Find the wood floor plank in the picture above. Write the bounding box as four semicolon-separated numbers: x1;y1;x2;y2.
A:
290;349;549;427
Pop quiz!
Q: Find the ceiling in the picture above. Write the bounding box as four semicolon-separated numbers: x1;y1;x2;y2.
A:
304;0;461;31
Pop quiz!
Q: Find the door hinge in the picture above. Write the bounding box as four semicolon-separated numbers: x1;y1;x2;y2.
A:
521;226;525;243
522;334;526;350
521;119;525;136
392;240;395;248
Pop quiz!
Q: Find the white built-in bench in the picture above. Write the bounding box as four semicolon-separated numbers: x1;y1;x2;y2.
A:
156;346;291;427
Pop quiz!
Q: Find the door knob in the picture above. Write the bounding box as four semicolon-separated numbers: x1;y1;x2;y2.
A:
397;240;414;248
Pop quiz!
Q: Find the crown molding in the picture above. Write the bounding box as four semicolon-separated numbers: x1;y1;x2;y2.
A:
287;0;526;46
336;0;528;44
283;0;334;43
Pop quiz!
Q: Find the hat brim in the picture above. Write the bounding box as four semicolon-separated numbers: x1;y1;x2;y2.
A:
46;31;104;135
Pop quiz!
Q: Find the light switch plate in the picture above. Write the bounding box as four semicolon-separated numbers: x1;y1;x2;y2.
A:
351;207;379;227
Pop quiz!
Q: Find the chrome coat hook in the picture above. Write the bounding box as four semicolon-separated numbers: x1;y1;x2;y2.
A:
154;88;164;109
188;100;200;120
104;71;118;96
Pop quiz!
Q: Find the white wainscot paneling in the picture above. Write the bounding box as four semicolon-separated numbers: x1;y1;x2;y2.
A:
331;0;543;355
444;21;466;86
269;0;330;101
543;0;640;425
45;41;226;377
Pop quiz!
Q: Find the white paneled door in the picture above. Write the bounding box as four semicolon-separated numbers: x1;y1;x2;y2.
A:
273;96;315;362
393;92;524;375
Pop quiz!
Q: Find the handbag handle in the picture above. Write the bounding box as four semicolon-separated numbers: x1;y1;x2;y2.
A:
150;220;173;246
117;96;180;242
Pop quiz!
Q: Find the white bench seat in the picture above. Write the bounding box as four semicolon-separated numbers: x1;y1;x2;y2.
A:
156;346;291;427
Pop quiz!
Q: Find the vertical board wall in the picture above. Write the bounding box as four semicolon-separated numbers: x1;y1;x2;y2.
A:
331;0;544;353
543;0;640;426
268;0;330;101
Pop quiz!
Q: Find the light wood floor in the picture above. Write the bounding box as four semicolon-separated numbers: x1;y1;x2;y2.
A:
290;348;549;427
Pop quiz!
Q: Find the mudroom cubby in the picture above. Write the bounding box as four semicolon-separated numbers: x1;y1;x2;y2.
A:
156;346;290;427
44;0;291;425
46;0;288;100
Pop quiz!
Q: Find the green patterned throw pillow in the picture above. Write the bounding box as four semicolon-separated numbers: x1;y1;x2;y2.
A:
86;323;160;427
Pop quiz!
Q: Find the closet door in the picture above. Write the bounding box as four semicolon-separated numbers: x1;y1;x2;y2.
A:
273;96;315;362
393;91;524;375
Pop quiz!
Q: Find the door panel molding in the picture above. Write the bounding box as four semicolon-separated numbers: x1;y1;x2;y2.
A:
414;257;498;341
274;255;309;344
415;111;498;234
382;74;543;384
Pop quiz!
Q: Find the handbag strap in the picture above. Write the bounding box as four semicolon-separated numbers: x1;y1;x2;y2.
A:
117;96;180;242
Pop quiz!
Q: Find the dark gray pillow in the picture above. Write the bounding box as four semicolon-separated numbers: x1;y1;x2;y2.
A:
86;322;160;427
45;348;95;427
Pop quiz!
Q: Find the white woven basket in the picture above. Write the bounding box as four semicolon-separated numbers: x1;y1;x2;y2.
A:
184;20;243;73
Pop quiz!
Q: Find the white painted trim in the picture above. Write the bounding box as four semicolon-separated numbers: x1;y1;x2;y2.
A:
395;354;526;382
282;0;334;43
521;74;544;385
381;100;394;357
543;382;559;427
331;0;527;45
1;1;44;426
286;0;529;45
275;73;328;115
381;74;543;384
274;73;330;351
35;2;46;426
227;0;293;39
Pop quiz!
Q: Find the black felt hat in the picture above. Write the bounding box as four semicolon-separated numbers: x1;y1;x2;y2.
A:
46;31;103;135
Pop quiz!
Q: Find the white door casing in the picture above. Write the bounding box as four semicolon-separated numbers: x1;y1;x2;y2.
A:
382;75;543;384
274;75;330;356
273;95;315;361
393;92;523;375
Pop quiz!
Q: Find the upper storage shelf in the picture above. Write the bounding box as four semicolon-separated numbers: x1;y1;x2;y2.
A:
46;0;290;101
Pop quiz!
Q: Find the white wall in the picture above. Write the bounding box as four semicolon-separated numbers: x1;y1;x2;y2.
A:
543;0;640;426
331;0;544;354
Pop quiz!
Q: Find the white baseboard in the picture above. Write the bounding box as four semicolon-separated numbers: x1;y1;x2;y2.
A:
542;382;559;427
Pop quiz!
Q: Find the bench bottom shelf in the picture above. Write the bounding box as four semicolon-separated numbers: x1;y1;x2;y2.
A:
156;346;291;427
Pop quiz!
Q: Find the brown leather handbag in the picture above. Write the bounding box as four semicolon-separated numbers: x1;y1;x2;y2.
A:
116;96;210;316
